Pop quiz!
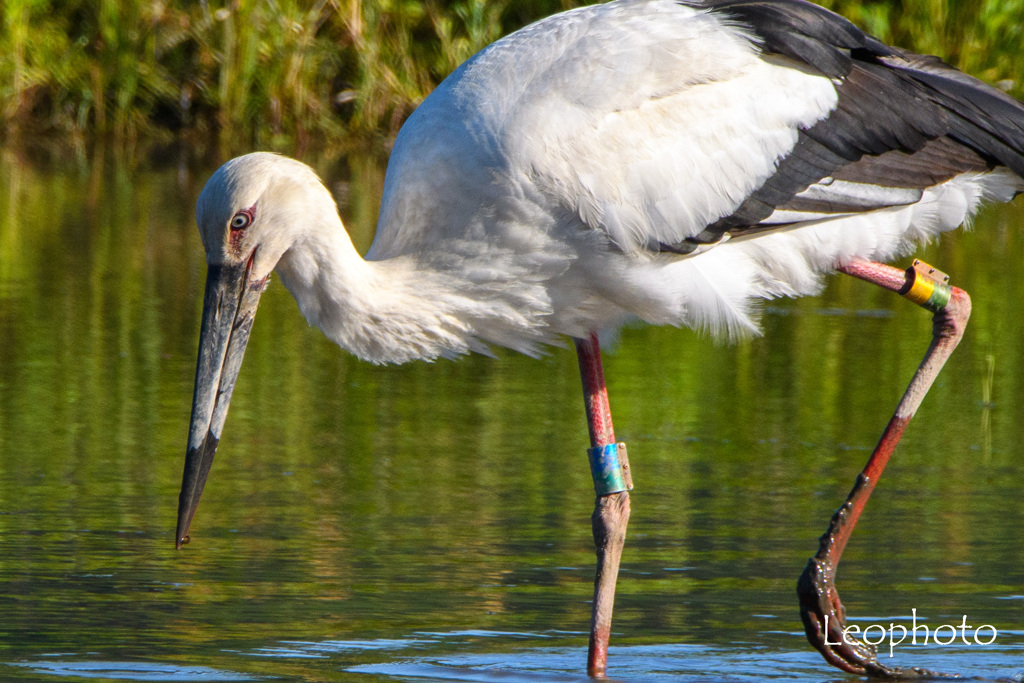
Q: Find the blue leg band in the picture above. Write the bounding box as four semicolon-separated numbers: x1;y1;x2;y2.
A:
587;443;633;496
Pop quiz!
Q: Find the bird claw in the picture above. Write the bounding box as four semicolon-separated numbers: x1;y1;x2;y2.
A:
798;557;959;679
798;557;885;675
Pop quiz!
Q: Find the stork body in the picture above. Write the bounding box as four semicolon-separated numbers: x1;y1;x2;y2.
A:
177;0;1024;678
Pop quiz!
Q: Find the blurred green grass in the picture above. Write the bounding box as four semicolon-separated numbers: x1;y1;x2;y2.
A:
0;0;1021;149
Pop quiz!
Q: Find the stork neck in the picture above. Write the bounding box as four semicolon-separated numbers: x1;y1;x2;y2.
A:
274;217;481;364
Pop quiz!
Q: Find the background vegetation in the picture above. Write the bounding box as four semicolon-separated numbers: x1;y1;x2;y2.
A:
0;0;1022;149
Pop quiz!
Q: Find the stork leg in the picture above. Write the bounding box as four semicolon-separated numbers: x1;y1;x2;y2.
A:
798;258;970;677
574;333;632;679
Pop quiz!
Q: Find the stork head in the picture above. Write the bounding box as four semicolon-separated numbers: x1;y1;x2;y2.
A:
176;153;330;549
195;153;330;280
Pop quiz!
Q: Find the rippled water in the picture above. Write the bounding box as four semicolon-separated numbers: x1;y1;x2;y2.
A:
0;147;1023;682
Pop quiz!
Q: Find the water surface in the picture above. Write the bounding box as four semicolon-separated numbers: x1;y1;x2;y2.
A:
0;148;1022;681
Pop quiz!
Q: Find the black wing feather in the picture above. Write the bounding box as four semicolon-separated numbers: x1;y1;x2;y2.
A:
664;0;1024;255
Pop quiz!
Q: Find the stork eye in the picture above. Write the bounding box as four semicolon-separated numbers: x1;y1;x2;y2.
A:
230;212;252;230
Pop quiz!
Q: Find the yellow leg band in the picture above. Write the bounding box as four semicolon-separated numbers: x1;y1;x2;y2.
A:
904;275;936;306
902;260;952;312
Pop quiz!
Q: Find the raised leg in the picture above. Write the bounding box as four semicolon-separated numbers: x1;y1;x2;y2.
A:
574;333;633;678
798;258;970;677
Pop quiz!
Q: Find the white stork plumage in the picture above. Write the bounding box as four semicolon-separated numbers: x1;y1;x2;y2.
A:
175;0;1024;677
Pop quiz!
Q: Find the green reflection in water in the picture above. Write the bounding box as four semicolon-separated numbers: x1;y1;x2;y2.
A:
0;147;1022;681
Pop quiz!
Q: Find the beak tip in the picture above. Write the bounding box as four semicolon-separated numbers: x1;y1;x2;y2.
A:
176;435;220;555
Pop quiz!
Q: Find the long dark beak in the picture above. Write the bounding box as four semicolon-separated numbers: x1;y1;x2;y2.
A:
176;257;267;549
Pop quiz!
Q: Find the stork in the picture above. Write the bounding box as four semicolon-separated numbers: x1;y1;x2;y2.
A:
174;0;1024;677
